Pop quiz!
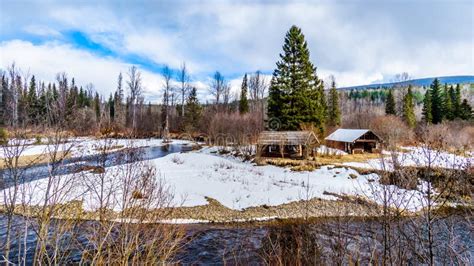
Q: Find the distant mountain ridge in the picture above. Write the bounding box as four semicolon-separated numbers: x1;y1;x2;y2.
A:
339;75;474;90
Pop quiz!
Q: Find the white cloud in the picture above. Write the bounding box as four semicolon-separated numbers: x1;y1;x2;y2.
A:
1;1;473;89
0;40;167;102
0;40;220;103
23;25;61;37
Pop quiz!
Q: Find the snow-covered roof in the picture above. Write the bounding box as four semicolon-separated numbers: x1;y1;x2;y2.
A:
325;129;372;143
258;131;319;145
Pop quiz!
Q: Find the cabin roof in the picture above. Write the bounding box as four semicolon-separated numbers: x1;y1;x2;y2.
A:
325;129;378;143
257;131;319;146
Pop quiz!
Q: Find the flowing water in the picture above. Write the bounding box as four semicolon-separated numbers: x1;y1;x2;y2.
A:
1;143;191;188
0;214;472;264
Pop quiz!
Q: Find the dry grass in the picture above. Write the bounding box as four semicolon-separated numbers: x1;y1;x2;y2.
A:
314;153;383;164
0;151;71;169
0;195;382;223
258;153;384;171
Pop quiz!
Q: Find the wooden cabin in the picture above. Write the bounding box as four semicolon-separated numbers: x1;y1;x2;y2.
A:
325;129;381;154
257;131;319;159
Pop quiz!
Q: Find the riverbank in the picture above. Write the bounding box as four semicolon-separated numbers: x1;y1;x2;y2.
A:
0;193;382;224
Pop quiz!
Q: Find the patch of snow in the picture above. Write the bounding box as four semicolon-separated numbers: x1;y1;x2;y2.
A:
343;146;472;171
1;150;428;213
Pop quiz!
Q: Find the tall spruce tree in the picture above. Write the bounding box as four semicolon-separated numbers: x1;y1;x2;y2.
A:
402;85;416;128
317;79;327;125
239;74;249;114
453;84;462;118
385;89;396;115
108;94;115;122
267;25;325;132
327;79;341;127
422;89;433;123
27;75;38;124
459;99;472;120
184;87;202;130
0;75;6;127
443;84;454;120
430;78;443;124
94;92;101;122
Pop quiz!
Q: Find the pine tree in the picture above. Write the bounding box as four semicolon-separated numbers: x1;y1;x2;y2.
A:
37;82;47;123
114;73;124;124
453;84;462;118
430;78;443;124
316;79;327;129
239;74;249;114
94;92;101;122
422;89;432;123
443;84;454;120
402;85;416;128
385;89;396;115
459;99;472;120
78;87;85;108
267;25;324;132
184;87;202;131
108;94;115;122
0;75;7;126
27;75;38;124
327;80;341;127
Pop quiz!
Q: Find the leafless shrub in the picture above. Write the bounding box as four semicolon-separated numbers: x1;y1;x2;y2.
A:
418;121;473;153
260;223;324;265
71;107;98;135
208;112;263;158
370;115;414;149
79;138;185;264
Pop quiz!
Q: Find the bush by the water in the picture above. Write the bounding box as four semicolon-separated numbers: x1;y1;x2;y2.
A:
0;128;8;145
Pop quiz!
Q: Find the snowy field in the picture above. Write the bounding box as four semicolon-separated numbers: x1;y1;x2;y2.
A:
343;146;472;171
1;144;429;213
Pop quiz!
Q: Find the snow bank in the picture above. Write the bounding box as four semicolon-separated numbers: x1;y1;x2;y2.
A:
343;146;472;171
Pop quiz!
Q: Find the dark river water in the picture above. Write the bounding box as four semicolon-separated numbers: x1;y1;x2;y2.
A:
0;214;472;265
1;143;191;188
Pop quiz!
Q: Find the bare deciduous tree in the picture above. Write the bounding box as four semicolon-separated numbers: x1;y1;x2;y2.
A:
127;66;142;130
248;71;268;113
210;71;225;105
162;66;173;141
177;62;190;117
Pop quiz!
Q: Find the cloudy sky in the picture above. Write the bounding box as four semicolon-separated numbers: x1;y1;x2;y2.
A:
0;0;472;102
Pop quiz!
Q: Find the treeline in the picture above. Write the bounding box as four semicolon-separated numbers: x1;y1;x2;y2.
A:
348;88;424;104
420;79;472;123
1;66;101;129
0;63;268;139
382;79;472;128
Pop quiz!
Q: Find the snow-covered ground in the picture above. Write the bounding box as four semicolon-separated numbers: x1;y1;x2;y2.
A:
343;146;472;171
0;147;428;213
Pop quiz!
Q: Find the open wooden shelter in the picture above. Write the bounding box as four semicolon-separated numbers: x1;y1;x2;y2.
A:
257;131;319;159
325;129;381;154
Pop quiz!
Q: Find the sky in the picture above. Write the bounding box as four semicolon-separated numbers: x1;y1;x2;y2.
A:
0;0;473;102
